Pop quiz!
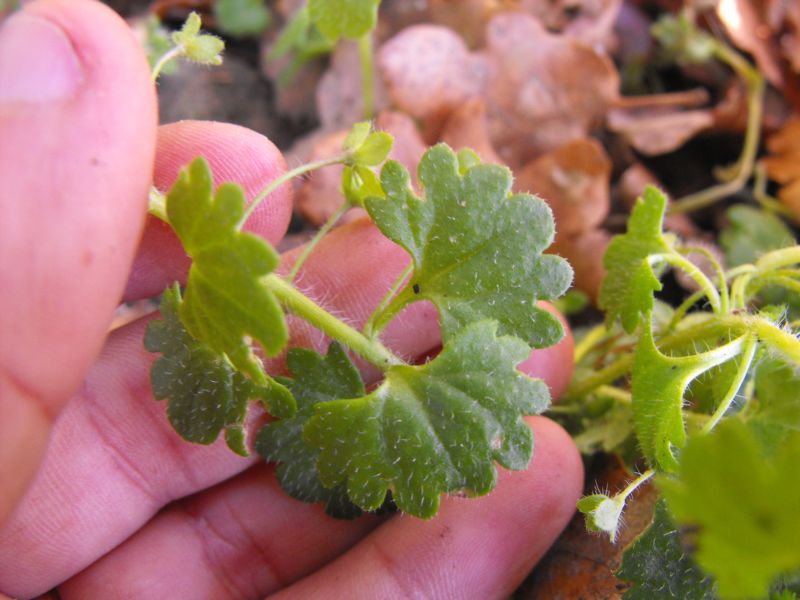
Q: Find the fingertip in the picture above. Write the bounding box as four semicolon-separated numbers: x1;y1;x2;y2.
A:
125;121;294;300
517;302;574;400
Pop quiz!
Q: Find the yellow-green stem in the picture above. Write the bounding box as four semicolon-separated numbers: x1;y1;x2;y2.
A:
287;202;350;283
702;335;757;433
363;262;414;338
262;274;404;370
358;32;375;120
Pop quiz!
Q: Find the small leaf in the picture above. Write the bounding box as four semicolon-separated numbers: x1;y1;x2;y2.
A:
256;343;364;518
631;325;744;472
145;286;295;455
304;320;551;518
308;0;381;41
166;157;288;382
659;420;800;599
366;144;572;347
172;12;225;66
214;0;271;38
342;164;384;208
354;131;393;166
599;186;672;334
342;121;372;153
618;499;716;599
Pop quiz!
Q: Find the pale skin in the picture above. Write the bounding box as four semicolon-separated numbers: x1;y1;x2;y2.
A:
0;1;583;597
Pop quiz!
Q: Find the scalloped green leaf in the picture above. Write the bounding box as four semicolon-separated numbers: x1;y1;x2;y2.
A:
618;499;716;599
659;420;800;599
599;186;672;334
145;285;295;455
304;320;551;518
631;326;744;472
256;343;363;518
366;144;572;348
166;157;287;383
308;0;381;40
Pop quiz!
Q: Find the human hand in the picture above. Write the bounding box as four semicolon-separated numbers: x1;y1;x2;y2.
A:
0;1;583;597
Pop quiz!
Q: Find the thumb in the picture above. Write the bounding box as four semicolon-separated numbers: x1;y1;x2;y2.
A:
0;0;157;524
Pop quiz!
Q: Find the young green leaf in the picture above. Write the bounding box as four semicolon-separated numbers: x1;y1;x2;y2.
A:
631;324;746;472
256;343;363;518
166;157;288;382
145;286;295;456
659;420;800;599
366;144;572;347
599;186;672;334
618;499;716;599
171;12;225;66
304;320;550;518
214;0;271;38
308;0;381;41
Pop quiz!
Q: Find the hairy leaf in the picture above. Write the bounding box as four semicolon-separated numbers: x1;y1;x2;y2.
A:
659;420;800;599
145;286;294;455
304;320;550;518
366;144;571;347
599;186;672;333
308;0;380;40
631;326;744;472
618;499;716;599
166;157;287;382
256;343;363;518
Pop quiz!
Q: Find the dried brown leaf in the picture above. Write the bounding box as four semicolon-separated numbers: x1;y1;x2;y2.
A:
607;107;713;156
763;116;800;219
515;139;611;238
378;24;488;121
484;13;619;165
439;98;503;165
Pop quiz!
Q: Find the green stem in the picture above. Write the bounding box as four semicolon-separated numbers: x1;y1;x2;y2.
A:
287;202;350;283
574;324;611;363
239;155;347;227
702;335;757;433
262;274;404;370
755;246;800;272
358;32;375;120
679;245;729;313
152;45;184;81
667;288;706;330
363;262;414;338
616;469;655;504
736;315;800;363
651;252;722;313
749;274;800;297
668;54;763;214
366;282;416;338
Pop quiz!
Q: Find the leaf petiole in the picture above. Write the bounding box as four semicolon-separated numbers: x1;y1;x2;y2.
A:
701;334;757;433
358;32;375;120
262;274;404;369
286;201;350;283
363;262;414;338
649;252;722;313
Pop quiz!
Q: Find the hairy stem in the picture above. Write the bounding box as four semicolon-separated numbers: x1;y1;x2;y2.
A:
650;252;722;313
240;155;347;227
363;262;414;338
262;274;404;369
702;335;757;433
287;202;350;283
151;45;183;81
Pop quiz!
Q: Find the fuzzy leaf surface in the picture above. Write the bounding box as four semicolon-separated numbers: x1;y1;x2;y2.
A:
631;326;743;472
145;286;294;455
256;343;363;518
659;420;800;599
304;320;550;518
166;157;287;382
618;499;716;599
366;144;571;347
308;0;380;40
599;186;672;333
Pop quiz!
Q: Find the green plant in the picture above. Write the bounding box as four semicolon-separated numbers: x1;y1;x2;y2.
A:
564;187;800;598
145;121;572;519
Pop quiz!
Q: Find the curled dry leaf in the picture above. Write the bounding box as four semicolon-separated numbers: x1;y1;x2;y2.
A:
317;40;389;131
378;24;488;121
514;138;612;238
295;111;426;227
483;12;619;165
439;97;503;165
762;115;800;220
607;107;713;156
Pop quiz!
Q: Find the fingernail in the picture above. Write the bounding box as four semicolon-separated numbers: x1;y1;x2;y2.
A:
0;12;84;104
